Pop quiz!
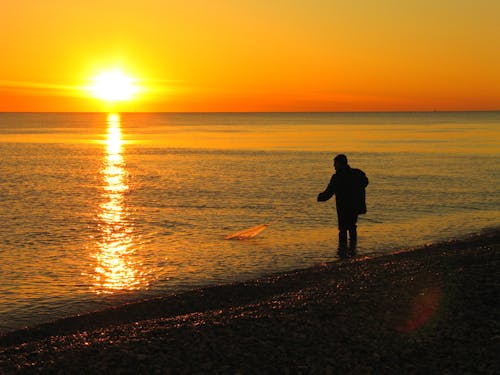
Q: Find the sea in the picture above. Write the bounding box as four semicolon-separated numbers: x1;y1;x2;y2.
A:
1;112;499;333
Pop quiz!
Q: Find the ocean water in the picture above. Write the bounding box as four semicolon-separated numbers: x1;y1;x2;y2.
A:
0;112;499;332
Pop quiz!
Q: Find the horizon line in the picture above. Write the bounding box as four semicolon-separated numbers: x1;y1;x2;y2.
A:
0;110;499;114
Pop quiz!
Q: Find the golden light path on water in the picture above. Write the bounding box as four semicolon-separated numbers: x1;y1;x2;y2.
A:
92;113;147;294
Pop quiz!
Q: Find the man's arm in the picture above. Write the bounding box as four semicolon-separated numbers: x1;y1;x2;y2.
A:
361;172;368;188
317;175;336;202
354;169;369;188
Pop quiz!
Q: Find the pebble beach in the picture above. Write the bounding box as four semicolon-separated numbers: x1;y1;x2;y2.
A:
1;228;499;374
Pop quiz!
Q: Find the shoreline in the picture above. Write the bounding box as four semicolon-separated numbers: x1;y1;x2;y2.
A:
1;228;499;373
1;227;497;336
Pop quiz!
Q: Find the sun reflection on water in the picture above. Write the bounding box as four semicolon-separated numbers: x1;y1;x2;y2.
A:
91;113;147;294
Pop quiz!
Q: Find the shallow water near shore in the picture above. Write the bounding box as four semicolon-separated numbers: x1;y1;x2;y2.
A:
1;112;499;332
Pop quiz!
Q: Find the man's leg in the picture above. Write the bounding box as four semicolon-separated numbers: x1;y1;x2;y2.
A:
338;218;356;258
337;213;348;247
340;213;358;255
348;222;358;244
338;229;348;245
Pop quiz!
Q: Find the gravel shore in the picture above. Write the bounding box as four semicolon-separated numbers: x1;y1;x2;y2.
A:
1;229;499;374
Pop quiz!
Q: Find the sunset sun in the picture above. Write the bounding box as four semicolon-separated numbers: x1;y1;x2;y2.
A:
89;70;139;101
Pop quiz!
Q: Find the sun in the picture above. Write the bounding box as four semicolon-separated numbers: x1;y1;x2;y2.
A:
89;70;139;101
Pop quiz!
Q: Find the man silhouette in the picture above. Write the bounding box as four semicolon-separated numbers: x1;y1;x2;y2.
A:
317;154;368;249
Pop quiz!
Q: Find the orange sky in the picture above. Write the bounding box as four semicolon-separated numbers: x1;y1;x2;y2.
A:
1;0;499;112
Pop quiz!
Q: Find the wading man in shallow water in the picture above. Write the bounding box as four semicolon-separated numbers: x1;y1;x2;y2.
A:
317;154;368;252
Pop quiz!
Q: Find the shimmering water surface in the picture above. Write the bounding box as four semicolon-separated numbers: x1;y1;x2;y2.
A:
1;112;499;332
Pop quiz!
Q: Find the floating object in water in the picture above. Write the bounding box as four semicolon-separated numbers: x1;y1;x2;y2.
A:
225;223;269;240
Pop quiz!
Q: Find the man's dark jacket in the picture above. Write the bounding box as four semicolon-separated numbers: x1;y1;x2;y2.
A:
317;166;369;215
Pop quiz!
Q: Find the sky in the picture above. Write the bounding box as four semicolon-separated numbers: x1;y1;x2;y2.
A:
1;0;499;112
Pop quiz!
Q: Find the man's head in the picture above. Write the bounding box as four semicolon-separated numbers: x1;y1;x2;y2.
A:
334;154;348;171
